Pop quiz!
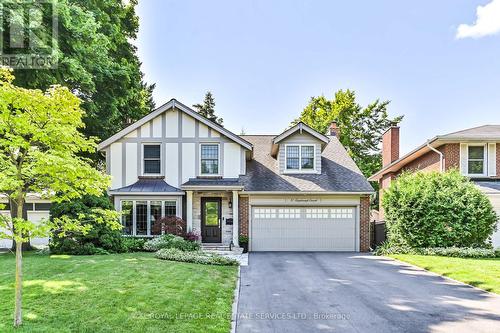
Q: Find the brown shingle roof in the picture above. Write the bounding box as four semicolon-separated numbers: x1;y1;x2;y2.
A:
240;135;373;193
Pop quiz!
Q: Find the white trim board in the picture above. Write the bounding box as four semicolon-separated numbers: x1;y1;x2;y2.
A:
273;122;329;145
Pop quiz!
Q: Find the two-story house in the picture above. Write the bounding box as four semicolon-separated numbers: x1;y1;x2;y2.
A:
369;125;500;247
98;99;374;252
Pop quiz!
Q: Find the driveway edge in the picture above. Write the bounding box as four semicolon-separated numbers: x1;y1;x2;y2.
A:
230;265;241;333
384;255;499;296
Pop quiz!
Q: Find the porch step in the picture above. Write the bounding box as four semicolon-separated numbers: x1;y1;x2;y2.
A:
202;243;231;251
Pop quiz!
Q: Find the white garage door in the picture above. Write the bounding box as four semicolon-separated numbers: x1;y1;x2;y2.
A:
251;207;357;251
488;195;500;248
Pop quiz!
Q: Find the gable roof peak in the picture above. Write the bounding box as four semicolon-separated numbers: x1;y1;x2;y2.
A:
97;99;253;151
273;122;330;145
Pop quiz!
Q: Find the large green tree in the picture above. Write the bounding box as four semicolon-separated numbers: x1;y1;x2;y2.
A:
193;91;224;125
0;69;118;327
7;0;154;142
296;89;402;178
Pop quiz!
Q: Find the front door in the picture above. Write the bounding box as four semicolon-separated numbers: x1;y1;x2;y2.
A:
201;198;222;243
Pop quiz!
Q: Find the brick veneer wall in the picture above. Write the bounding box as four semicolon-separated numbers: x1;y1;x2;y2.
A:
360;196;370;252
443;143;460;170
401;148;441;173
239;196;249;236
382;127;400;167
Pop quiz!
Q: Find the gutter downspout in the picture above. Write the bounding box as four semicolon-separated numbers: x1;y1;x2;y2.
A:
426;140;444;172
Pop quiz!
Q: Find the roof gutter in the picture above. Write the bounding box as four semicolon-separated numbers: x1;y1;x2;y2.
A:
181;186;244;191
426;140;443;172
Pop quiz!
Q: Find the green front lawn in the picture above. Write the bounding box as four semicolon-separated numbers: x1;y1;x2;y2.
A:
0;252;238;333
390;254;500;294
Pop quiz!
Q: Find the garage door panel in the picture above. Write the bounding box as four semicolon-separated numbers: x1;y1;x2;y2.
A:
251;206;356;251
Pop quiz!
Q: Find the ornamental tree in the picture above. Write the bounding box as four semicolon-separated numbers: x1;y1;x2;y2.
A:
0;68;116;327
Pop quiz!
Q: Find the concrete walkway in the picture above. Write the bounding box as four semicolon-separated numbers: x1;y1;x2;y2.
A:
204;249;249;266
236;252;500;333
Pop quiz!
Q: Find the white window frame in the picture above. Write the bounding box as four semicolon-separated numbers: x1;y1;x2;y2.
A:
141;143;162;176
199;143;221;177
284;144;316;173
120;198;181;237
466;143;487;177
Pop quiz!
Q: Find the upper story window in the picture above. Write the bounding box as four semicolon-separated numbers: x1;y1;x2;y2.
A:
468;145;485;175
143;144;161;174
286;145;315;171
201;144;219;175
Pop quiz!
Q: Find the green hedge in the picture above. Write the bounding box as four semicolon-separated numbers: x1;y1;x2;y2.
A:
382;170;498;248
155;248;239;266
374;244;499;258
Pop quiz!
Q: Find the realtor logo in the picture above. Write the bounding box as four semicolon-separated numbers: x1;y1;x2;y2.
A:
0;0;58;69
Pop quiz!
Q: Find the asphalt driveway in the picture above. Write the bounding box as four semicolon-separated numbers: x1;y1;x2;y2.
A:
236;253;500;333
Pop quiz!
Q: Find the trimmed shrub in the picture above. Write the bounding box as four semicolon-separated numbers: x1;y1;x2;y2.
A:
382;170;498;248
50;195;120;255
155;248;239;266
143;234;200;252
50;195;142;254
121;237;147;252
374;243;498;258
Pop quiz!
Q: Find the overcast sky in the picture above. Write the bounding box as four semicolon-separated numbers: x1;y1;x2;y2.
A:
136;0;500;155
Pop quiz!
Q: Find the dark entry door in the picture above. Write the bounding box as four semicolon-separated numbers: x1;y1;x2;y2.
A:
201;198;222;243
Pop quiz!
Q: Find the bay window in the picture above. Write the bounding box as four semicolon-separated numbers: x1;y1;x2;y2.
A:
120;200;178;236
121;201;133;235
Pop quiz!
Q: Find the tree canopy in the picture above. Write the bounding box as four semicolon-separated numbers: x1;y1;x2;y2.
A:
0;68;116;326
9;0;154;143
193;91;223;125
296;89;403;178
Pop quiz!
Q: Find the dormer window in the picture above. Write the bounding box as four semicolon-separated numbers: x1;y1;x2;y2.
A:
286;145;315;171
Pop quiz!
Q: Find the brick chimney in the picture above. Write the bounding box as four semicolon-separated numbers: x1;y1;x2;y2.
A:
382;124;400;167
329;121;340;137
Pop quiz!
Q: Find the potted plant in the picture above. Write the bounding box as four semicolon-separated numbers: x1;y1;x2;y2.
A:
239;235;249;253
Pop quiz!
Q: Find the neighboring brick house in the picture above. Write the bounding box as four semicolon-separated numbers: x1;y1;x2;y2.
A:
369;125;500;247
98;99;374;252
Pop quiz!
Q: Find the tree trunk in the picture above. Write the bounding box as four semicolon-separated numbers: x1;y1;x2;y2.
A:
13;240;23;327
13;198;24;327
10;198;33;252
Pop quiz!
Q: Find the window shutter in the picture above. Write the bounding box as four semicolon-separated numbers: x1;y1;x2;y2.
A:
460;143;468;175
488;143;497;176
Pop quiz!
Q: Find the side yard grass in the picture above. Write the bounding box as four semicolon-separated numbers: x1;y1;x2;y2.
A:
390;254;500;294
0;252;238;333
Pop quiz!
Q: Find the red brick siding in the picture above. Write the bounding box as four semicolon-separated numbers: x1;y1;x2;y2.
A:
360;196;370;252
238;196;249;236
401;149;441;173
382;127;400;167
443;143;460;170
